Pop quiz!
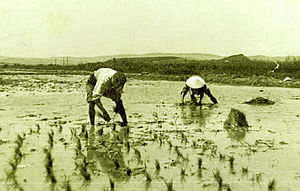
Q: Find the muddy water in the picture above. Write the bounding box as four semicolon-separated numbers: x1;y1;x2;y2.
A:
0;76;300;190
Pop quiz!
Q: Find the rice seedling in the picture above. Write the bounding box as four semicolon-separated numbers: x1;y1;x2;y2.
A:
174;146;182;158
198;157;203;169
48;131;54;149
98;128;104;136
268;179;276;191
213;169;223;188
58;124;63;133
62;176;72;191
164;179;174;191
167;140;173;150
112;124;116;131
159;136;163;147
242;166;248;175
79;124;86;137
76;137;82;151
114;159;120;170
219;152;226;161
80;166;91;182
5;161;17;181
35;124;40;134
180;168;186;181
84;129;88;139
125;141;130;153
192;140;197;148
145;171;152;183
134;148;141;162
229;156;235;168
15;134;24;148
255;173;262;183
126;167;132;176
155;160;160;170
109;177;115;190
29;128;33;135
10;176;24;191
145;171;152;190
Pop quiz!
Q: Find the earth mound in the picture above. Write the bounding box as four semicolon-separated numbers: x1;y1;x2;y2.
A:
224;108;249;129
244;97;275;105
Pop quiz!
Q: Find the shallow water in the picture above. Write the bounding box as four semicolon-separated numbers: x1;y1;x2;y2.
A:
0;75;300;190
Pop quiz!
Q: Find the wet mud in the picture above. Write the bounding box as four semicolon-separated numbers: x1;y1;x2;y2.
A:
0;75;300;190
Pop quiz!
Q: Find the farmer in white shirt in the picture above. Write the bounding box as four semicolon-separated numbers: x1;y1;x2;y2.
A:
181;76;218;105
86;68;127;127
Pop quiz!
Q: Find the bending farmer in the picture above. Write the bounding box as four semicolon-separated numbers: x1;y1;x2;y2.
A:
86;68;127;127
181;76;218;105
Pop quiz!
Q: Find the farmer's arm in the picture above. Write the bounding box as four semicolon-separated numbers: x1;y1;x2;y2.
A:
94;99;111;122
181;85;190;103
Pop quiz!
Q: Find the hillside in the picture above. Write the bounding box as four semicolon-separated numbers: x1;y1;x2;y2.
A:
0;53;221;66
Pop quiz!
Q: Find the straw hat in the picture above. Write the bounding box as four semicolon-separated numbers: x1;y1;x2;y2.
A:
186;76;205;89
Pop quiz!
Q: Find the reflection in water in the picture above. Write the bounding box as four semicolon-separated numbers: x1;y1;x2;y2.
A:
87;127;129;182
225;128;247;141
179;103;215;127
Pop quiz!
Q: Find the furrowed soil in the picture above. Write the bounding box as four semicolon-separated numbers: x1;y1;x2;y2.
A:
0;74;299;191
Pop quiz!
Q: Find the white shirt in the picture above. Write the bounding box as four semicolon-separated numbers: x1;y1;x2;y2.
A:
92;68;117;96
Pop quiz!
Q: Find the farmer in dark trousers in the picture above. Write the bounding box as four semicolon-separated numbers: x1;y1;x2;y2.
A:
181;76;218;105
86;68;127;128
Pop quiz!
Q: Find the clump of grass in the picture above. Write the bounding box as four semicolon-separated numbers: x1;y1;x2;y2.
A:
268;179;276;191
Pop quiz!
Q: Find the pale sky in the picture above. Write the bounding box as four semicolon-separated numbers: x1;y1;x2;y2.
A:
0;0;300;58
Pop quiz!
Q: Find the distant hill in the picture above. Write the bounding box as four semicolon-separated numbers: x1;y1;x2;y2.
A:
221;54;252;63
1;53;299;66
249;55;300;62
0;53;222;65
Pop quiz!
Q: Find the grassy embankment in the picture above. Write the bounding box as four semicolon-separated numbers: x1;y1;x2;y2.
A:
1;55;300;88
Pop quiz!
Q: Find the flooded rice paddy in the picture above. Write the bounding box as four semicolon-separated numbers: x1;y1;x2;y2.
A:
0;74;300;191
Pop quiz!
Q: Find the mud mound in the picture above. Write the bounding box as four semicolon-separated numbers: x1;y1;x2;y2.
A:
244;97;275;105
224;108;249;129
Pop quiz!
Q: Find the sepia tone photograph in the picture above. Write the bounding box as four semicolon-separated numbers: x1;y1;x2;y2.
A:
0;0;300;190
